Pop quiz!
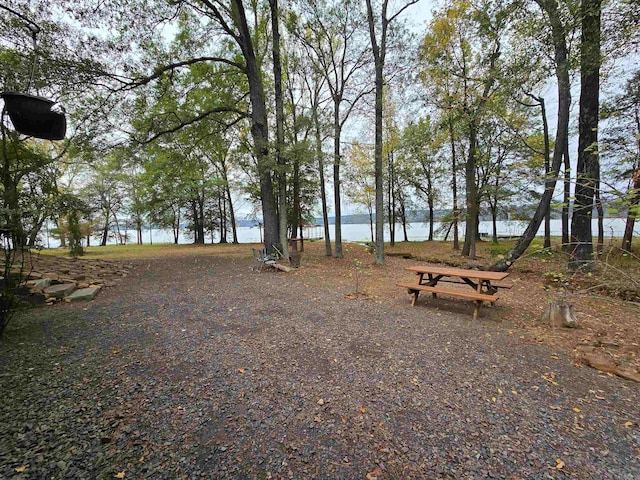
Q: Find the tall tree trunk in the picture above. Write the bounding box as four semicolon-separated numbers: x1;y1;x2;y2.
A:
333;110;344;259
399;196;409;242
292;148;301;241
192;199;203;244
369;210;374;244
595;183;604;255
219;186;228;244
569;0;601;271
288;78;302;244
365;0;385;265
462;122;480;258
312;96;332;257
461;36;500;258
173;205;180;244
491;0;570;271
270;0;289;261
491;204;498;243
428;196;435;241
562;139;571;251
231;0;279;254
621;169;639;251
100;213;109;246
449;118;460;250
387;150;396;247
218;157;238;244
373;53;385;264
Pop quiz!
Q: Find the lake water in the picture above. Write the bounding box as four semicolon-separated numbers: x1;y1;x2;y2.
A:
41;218;635;248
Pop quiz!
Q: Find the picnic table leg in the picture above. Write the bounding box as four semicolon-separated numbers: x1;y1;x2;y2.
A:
428;274;437;298
410;289;419;306
474;279;483;319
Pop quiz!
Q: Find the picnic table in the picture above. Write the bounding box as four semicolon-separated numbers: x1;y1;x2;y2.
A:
397;265;512;319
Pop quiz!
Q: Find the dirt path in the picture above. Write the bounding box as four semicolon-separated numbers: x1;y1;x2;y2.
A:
1;254;639;479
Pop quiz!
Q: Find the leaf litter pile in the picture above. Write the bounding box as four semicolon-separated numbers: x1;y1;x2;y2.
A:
1;245;639;479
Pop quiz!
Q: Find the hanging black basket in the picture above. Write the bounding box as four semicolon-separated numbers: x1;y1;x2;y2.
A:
1;92;66;140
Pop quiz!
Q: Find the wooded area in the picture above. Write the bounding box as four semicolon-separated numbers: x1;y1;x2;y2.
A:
1;0;639;267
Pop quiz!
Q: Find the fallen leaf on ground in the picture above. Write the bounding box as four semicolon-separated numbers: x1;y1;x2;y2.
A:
115;472;125;479
366;467;383;479
15;465;27;473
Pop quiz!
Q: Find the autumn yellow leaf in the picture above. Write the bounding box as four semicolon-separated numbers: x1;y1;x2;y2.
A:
491;397;496;402
360;407;367;414
573;407;581;413
15;465;27;473
555;458;565;470
115;472;126;479
624;421;634;427
498;388;503;394
238;368;245;374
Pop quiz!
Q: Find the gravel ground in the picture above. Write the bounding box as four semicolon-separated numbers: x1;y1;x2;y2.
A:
1;254;639;479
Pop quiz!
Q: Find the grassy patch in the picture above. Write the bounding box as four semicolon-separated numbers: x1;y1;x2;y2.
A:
39;242;254;261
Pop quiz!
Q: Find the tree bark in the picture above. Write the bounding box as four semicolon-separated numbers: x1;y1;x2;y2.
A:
230;0;279;254
220;157;239;244
461;122;480;258
461;34;500;258
427;174;434;241
569;0;601;271
595;181;604;255
311;87;332;257
449;117;460;250
387;149;396;247
270;0;289;261
365;0;386;265
621;169;640;251
562;138;570;251
333;116;344;259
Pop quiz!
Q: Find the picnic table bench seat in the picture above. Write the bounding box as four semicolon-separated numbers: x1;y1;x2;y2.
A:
396;282;498;304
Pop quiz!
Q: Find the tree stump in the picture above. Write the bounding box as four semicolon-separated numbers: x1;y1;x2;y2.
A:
544;300;579;328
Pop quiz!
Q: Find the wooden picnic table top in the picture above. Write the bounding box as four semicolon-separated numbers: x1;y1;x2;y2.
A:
405;265;510;282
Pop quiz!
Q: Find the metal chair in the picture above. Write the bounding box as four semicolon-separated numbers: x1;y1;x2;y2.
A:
250;246;279;272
